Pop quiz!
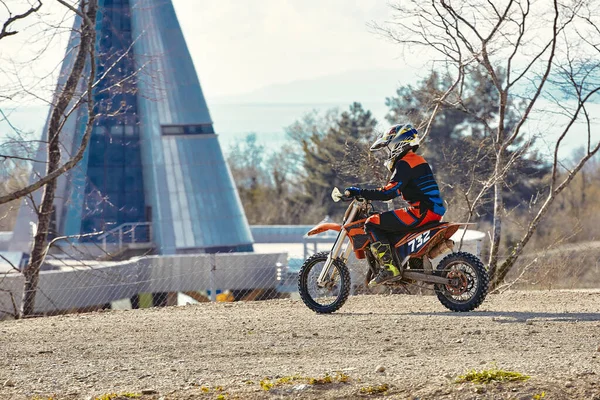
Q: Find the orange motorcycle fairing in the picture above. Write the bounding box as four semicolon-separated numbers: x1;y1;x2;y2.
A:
343;218;371;259
306;222;342;236
392;222;474;260
412;223;460;258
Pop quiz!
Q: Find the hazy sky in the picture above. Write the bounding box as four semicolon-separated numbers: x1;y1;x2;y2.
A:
175;0;402;98
0;0;404;103
0;0;596;158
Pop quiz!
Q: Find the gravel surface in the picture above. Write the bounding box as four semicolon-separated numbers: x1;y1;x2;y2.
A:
1;290;600;399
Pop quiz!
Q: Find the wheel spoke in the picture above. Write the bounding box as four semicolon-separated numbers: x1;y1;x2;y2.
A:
306;260;342;307
442;261;479;302
434;252;489;312
298;252;351;313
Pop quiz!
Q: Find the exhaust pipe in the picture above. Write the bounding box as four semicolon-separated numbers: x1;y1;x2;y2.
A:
428;239;455;259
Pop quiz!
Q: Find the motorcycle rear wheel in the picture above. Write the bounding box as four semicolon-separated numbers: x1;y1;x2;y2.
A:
434;252;489;312
298;251;351;314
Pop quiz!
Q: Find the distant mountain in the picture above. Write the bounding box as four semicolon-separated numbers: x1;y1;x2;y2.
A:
209;68;417;105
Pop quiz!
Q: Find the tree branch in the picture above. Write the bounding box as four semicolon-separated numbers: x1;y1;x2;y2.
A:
0;0;42;40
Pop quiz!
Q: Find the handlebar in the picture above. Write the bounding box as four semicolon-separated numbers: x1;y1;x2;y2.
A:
331;187;369;203
342;191;367;202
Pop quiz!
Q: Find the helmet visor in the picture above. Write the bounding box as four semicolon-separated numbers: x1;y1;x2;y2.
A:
370;133;394;152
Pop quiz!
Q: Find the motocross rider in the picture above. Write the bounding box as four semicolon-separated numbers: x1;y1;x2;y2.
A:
345;123;446;286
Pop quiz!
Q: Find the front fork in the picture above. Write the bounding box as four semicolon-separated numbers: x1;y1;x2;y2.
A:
317;204;358;287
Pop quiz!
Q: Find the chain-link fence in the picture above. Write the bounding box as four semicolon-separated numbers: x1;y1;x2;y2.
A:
0;226;497;320
18;225;597;321
0;251;288;319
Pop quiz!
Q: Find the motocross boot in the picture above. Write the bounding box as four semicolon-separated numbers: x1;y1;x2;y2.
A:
368;241;401;286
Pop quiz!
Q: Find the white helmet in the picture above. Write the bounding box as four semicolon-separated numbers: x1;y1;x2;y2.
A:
370;123;420;171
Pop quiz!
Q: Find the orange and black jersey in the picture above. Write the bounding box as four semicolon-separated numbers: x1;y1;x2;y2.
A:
359;151;446;216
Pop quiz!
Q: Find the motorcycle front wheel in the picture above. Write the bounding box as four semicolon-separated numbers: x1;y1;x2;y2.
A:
434;252;489;312
298;251;351;314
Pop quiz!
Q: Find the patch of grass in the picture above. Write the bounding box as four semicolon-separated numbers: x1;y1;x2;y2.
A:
259;372;351;391
199;386;227;396
308;373;333;385
456;367;530;384
359;383;390;395
94;394;141;400
274;375;304;385
259;378;273;391
335;372;350;383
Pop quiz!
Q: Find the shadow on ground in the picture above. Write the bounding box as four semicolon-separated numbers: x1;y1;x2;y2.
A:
333;310;600;322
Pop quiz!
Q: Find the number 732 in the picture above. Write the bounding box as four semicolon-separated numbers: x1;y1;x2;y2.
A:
407;231;431;253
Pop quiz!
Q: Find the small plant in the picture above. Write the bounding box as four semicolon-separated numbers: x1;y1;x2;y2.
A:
94;394;141;400
335;372;350;383
533;392;546;400
275;375;304;385
456;366;530;384
359;384;389;394
199;386;227;395
259;378;274;391
259;372;350;391
308;373;333;385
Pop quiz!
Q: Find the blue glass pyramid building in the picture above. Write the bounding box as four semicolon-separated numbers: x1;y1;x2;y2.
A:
9;0;253;254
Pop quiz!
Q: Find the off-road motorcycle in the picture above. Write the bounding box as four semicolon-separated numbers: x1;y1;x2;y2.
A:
298;188;489;313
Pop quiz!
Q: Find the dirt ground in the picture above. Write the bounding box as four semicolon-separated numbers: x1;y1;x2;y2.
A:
1;290;600;400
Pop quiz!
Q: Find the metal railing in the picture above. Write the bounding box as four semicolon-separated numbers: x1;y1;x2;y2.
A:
98;222;153;252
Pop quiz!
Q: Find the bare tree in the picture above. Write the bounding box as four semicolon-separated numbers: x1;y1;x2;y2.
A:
0;0;100;316
20;0;98;316
0;1;42;41
1;0;161;317
375;0;600;287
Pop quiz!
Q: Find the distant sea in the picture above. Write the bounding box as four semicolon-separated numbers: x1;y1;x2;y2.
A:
0;100;594;159
0;101;390;154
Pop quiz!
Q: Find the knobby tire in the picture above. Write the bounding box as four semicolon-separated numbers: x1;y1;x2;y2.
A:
434;251;489;312
298;251;351;314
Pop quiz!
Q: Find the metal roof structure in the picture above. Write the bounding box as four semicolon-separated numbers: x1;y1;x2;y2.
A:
6;0;253;255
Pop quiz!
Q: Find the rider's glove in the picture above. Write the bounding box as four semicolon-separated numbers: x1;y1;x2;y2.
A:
344;187;362;197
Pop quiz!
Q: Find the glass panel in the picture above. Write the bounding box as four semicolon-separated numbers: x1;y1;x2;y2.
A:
105;167;125;192
88;144;105;167
124;143;142;165
162;124;215;135
184;125;203;134
162;126;184;135
106;144;126;165
124;125;135;136
125;167;142;188
87;167;104;189
110;125;124;136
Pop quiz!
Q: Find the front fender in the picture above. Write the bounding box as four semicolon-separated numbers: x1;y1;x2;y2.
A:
307;222;342;236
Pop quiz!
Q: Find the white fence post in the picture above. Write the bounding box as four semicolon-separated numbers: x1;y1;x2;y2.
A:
209;253;217;302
